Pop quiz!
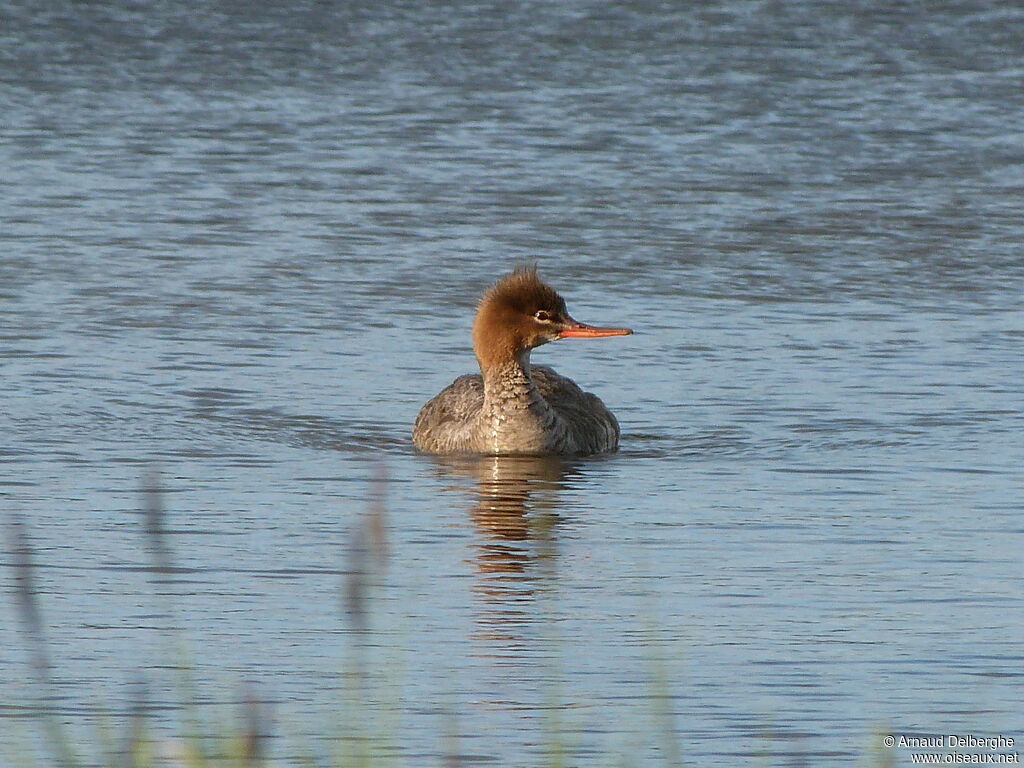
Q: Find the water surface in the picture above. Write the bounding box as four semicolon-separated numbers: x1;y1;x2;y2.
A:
2;1;1023;765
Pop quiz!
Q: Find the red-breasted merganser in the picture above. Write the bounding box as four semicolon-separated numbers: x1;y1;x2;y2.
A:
412;268;632;456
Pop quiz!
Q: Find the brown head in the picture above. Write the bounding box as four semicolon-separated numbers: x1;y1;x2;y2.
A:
471;267;633;371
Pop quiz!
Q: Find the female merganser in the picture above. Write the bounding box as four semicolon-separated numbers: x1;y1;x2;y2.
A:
412;267;632;456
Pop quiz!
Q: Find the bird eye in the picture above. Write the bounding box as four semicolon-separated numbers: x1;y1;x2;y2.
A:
534;310;552;322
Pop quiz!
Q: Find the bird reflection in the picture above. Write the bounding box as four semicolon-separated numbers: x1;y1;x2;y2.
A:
425;455;579;651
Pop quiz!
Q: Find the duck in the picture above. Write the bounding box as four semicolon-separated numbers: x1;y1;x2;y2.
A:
412;267;632;455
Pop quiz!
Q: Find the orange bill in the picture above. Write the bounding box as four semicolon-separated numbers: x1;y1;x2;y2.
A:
558;320;633;338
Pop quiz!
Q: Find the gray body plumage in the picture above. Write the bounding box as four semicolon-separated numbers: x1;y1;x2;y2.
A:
412;363;620;456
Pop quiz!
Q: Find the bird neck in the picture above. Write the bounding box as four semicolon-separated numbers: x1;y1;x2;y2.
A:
480;348;545;412
477;348;561;454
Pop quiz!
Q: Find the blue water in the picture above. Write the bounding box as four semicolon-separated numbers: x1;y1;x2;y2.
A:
2;1;1022;765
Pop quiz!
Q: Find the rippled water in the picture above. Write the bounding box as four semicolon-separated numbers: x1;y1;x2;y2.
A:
2;1;1023;765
